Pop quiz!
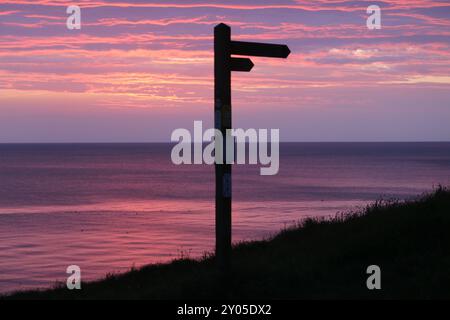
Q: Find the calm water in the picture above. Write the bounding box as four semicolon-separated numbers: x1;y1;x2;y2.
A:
1;142;450;294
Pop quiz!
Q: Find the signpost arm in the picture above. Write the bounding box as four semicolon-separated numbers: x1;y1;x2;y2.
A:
214;23;232;274
230;41;291;58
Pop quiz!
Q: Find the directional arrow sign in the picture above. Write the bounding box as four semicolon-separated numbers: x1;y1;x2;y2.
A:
214;23;290;275
230;57;254;72
230;41;291;58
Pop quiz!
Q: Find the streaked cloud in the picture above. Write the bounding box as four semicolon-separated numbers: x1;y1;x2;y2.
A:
1;0;449;141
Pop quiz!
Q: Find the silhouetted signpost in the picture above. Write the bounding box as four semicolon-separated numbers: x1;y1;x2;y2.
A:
214;23;290;273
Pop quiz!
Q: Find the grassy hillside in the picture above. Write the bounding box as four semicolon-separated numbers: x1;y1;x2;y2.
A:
4;187;450;300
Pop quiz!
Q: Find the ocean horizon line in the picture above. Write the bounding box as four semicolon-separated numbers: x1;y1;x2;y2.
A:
1;141;450;145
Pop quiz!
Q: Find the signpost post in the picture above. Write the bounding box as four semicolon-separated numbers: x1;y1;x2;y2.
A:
214;23;290;274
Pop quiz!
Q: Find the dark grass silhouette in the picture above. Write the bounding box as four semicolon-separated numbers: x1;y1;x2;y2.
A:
4;187;450;300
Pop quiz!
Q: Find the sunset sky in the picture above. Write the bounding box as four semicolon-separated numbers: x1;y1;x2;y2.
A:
0;0;449;142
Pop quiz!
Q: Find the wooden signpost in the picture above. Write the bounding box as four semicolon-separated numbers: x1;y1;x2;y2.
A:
214;23;290;273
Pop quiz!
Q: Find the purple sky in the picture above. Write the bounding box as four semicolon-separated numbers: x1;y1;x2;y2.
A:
0;0;449;142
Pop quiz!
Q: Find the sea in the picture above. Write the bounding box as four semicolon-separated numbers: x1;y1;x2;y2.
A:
1;142;449;294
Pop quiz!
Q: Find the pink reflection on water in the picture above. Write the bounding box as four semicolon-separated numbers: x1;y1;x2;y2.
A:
0;198;363;294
